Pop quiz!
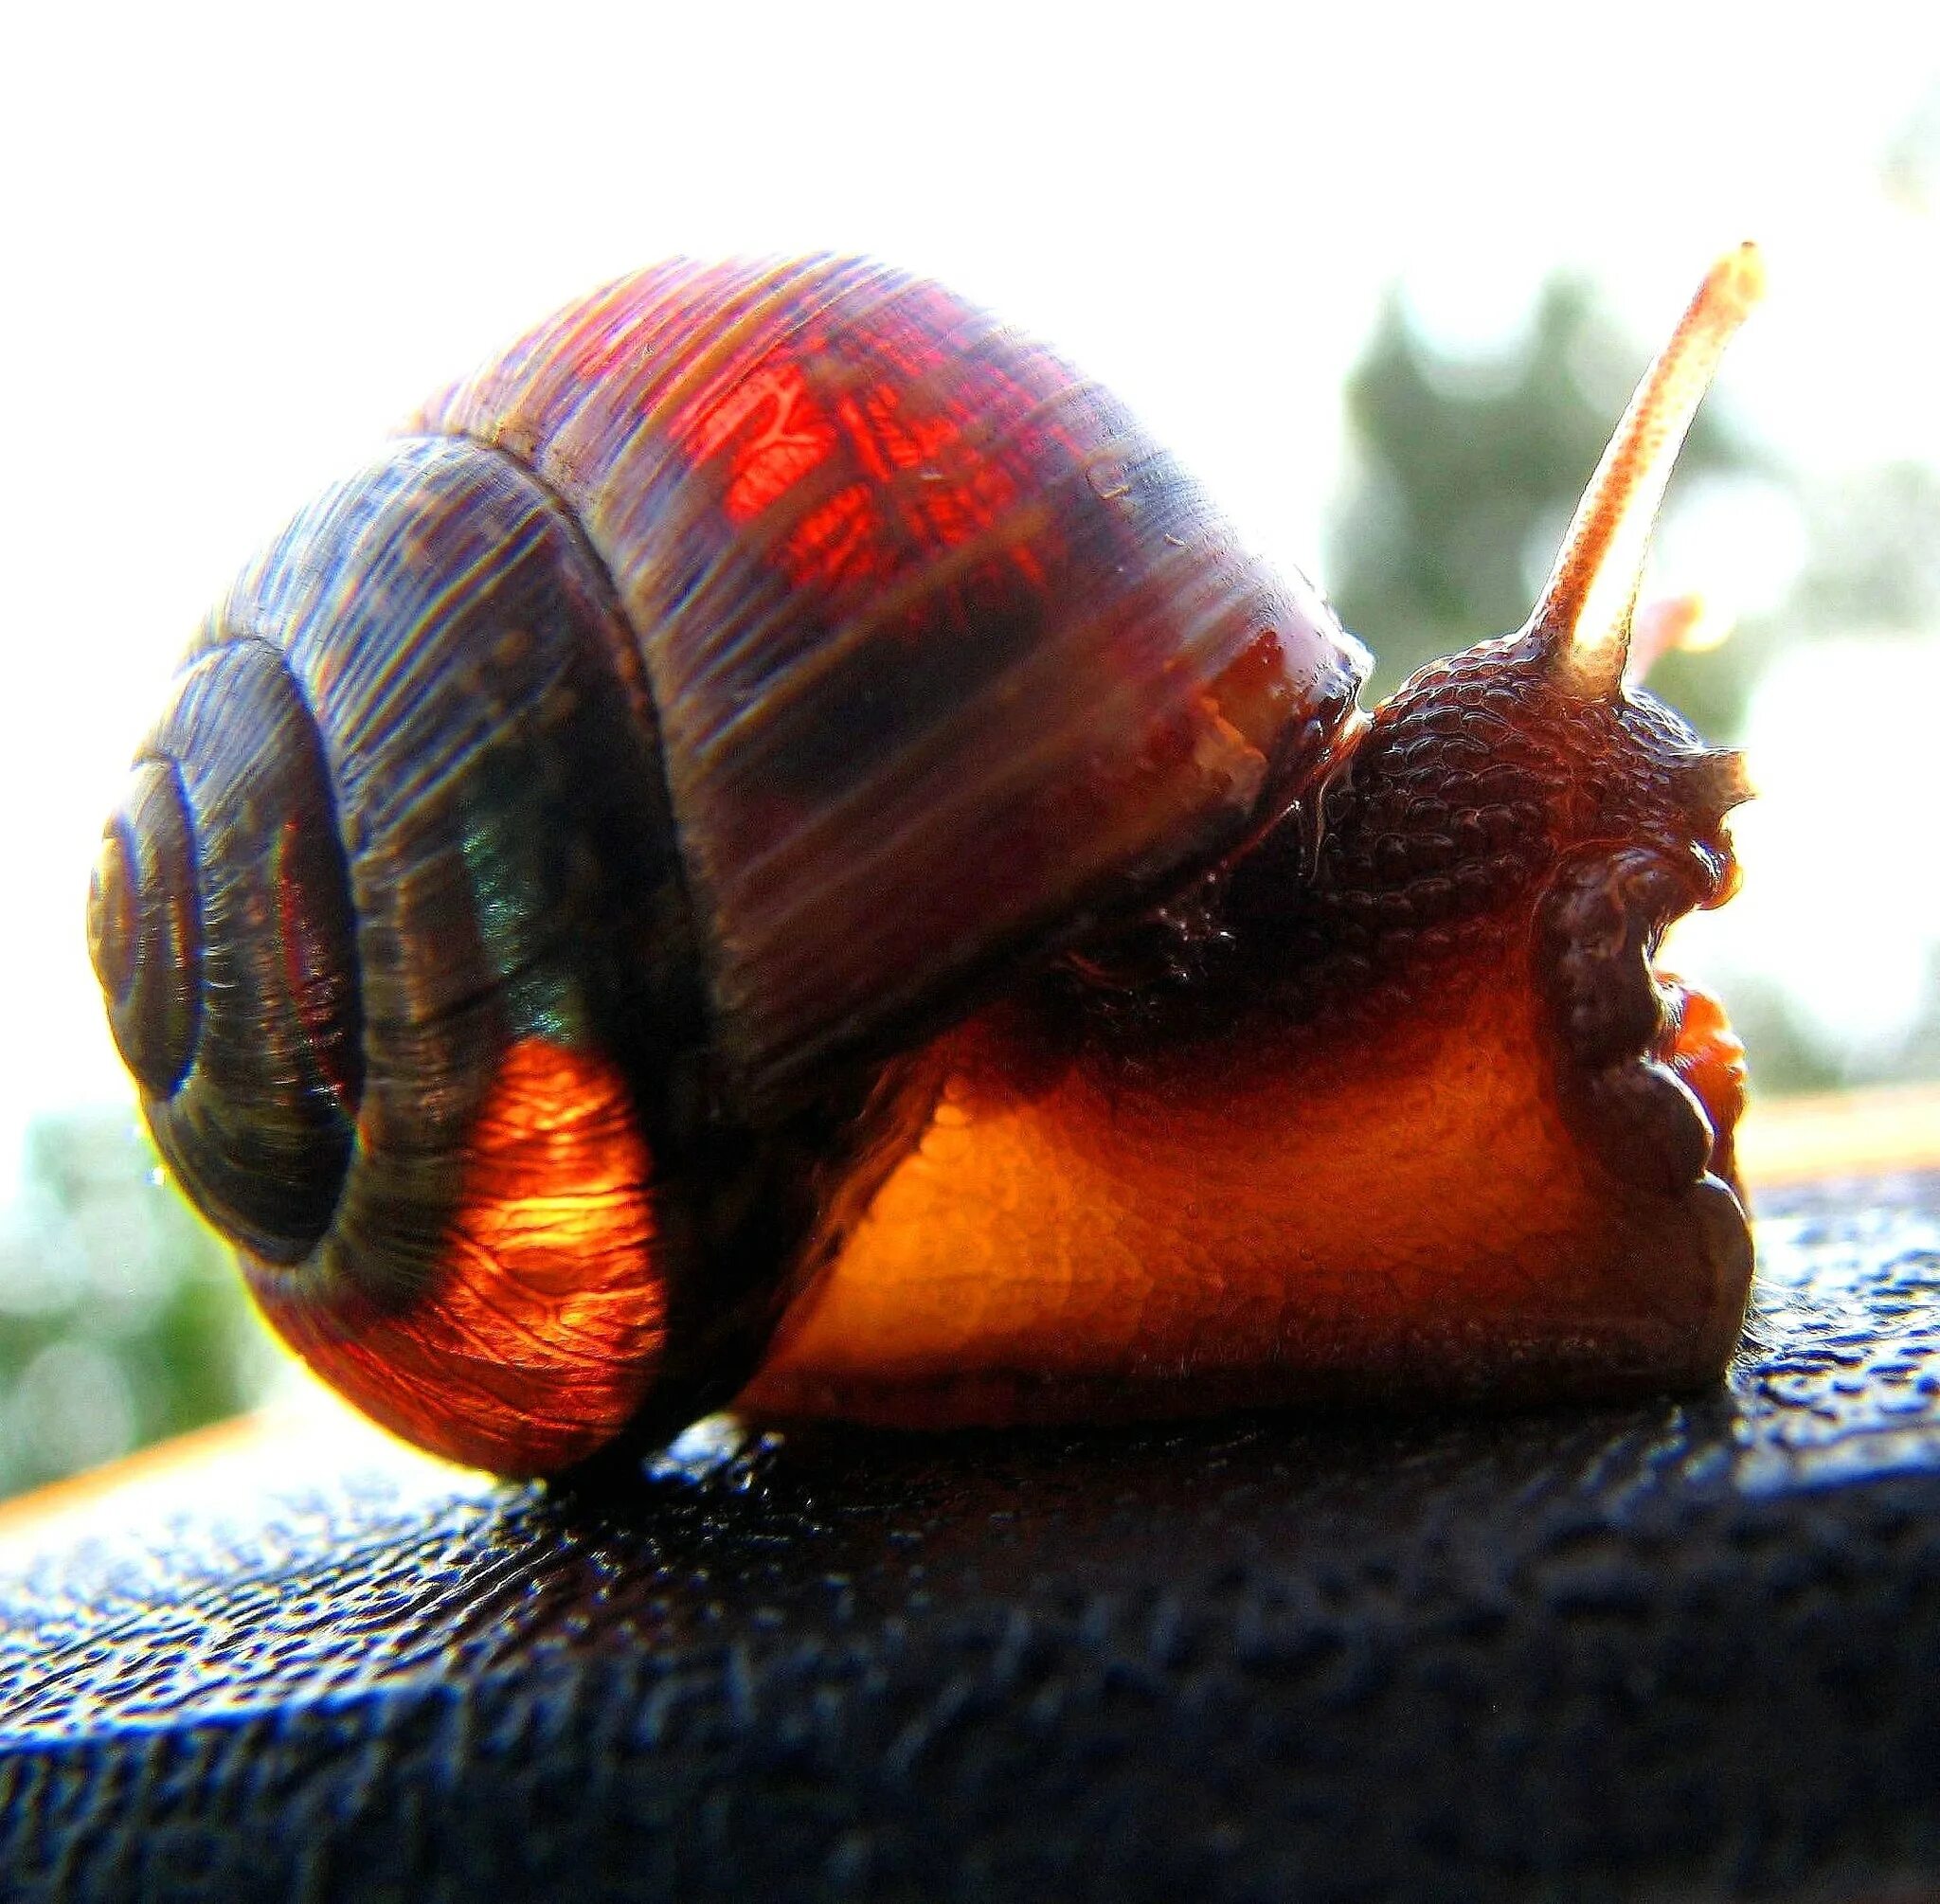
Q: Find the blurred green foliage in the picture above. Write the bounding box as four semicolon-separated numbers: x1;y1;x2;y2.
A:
1325;277;1758;733
0;1108;278;1500
1783;458;1940;638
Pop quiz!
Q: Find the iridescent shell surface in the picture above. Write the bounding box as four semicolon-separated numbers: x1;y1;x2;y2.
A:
416;258;1365;1100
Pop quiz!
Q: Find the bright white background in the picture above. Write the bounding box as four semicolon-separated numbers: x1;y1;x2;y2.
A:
3;0;1937;1192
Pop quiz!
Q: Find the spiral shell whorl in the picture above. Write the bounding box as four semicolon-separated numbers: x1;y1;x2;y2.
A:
126;640;363;1262
109;439;753;1471
89;759;206;1101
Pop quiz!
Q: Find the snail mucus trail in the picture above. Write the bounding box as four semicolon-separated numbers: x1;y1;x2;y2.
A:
88;246;1762;1476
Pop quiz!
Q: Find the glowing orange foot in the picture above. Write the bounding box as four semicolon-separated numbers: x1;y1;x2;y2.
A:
742;892;1753;1430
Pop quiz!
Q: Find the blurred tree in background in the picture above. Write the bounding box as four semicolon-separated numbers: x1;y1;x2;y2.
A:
0;1109;277;1500
1783;458;1940;639
1324;277;1759;733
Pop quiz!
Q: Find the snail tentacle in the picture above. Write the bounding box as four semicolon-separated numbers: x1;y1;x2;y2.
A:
1524;242;1764;701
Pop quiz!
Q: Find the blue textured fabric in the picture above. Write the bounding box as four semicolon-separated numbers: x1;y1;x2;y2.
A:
1;1172;1937;1902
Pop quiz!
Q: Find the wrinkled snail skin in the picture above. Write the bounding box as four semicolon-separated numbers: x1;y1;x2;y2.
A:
90;250;1762;1476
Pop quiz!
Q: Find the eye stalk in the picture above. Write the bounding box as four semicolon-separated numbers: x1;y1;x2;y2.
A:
1526;242;1765;701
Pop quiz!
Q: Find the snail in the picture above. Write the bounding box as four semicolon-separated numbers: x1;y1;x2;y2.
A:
87;247;1763;1477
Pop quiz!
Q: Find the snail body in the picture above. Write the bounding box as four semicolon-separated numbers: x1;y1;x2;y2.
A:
90;251;1761;1475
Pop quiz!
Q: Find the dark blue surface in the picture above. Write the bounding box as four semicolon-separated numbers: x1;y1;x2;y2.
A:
2;1172;1937;1902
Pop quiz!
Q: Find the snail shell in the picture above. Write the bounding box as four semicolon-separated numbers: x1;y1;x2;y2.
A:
91;259;1362;1471
90;250;1762;1475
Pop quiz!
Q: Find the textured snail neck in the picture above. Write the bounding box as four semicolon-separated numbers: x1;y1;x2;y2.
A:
1033;630;1740;1067
1274;639;1740;1013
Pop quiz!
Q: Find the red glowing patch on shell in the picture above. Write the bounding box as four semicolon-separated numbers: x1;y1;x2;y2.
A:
678;329;1042;593
249;1037;665;1476
688;361;839;522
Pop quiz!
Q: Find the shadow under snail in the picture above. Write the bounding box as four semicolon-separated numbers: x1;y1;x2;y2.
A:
87;246;1763;1477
